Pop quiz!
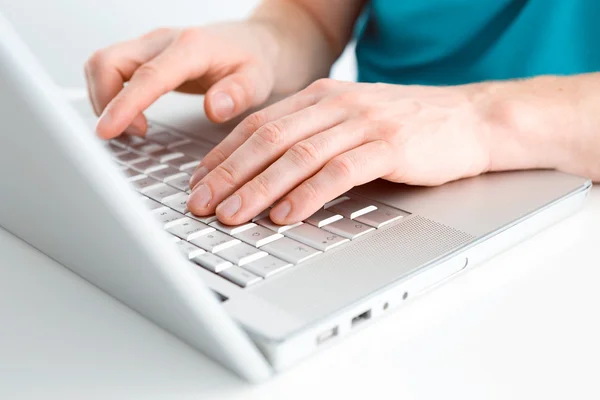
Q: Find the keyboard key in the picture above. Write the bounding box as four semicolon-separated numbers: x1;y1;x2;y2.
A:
326;198;377;219
186;212;218;224
148;131;187;147
181;164;199;175
321;218;375;239
162;192;190;214
354;206;406;228
132;176;162;192
251;209;271;222
219;266;262;288
256;218;303;233
114;151;148;165
145;122;167;136
175;240;205;259
129;142;165;155
131;159;169;174
323;196;350;209
149;148;184;163
112;134;146;148
284;223;349;251
151;207;186;228
141;196;163;211
122;168;145;180
165;173;193;191
234;225;283;247
192;252;232;273
217;242;268;266
169;142;211;159
149;166;183;182
305;209;343;228
105;142;129;155
242;255;292;278
261;237;321;264
144;184;182;203
167;155;200;171
209;220;256;235
167;218;215;241
190;230;241;253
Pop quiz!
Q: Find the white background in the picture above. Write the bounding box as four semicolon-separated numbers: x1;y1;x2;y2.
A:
0;0;356;87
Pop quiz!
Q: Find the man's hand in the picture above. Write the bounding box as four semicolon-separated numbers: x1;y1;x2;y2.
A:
86;22;281;139
85;0;361;140
187;79;498;225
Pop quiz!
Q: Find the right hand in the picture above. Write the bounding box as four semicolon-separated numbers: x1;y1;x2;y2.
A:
86;22;280;139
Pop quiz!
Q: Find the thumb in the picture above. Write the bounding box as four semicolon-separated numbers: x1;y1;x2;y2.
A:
204;64;273;123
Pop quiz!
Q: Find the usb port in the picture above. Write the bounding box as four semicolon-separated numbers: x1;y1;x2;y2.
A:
351;310;371;327
316;327;338;345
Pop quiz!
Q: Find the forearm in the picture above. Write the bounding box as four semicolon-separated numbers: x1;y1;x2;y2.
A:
250;0;363;94
480;74;600;181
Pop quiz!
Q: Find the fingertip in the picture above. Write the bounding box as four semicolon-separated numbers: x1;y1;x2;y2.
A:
270;200;292;225
95;112;117;139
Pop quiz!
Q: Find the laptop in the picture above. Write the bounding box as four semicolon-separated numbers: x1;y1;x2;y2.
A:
0;16;592;382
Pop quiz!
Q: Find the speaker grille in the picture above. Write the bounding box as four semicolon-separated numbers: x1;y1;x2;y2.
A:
251;216;475;321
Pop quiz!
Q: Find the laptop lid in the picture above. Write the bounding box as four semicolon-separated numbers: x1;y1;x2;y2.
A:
0;15;272;382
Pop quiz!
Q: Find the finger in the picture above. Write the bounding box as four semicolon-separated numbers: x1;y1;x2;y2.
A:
269;140;394;224
214;121;369;224
95;32;212;139
189;90;322;188
187;104;348;216
204;63;273;123
85;29;175;116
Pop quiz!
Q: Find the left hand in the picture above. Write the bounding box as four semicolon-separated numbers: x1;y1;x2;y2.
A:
187;78;493;225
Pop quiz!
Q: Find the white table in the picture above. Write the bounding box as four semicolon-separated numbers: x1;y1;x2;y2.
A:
1;94;599;400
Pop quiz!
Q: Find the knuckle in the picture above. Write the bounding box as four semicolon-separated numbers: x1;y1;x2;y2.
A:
176;27;203;44
333;91;361;105
287;140;321;167
143;27;173;40
372;139;393;157
133;63;166;91
86;49;109;71
327;156;355;178
202;146;228;168
360;107;384;123
256;120;285;146
134;63;160;80
375;120;398;141
298;180;319;203
212;163;238;188
247;174;272;198
308;78;335;93
241;112;268;136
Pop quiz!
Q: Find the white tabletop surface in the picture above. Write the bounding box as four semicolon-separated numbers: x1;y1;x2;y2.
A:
1;93;599;400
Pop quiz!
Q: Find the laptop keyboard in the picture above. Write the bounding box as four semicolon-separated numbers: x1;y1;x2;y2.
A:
104;122;408;288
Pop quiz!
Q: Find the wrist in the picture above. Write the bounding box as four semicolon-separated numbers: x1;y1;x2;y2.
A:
250;2;337;94
473;77;572;174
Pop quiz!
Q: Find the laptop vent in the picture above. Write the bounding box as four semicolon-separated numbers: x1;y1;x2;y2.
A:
251;216;475;321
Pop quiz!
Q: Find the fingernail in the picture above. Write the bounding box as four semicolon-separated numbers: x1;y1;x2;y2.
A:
211;92;234;121
188;184;212;210
270;200;291;222
190;166;209;189
95;110;110;137
216;194;241;218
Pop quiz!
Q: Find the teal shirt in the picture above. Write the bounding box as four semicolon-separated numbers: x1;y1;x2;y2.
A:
355;0;600;85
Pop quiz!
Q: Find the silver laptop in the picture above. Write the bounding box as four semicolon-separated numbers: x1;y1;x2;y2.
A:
0;16;592;382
